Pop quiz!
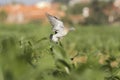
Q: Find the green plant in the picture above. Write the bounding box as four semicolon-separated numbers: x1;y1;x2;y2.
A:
0;24;120;80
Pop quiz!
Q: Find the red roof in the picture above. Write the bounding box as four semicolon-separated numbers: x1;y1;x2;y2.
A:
0;4;65;21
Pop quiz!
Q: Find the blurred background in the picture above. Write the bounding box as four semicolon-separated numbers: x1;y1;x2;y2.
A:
0;0;120;25
1;0;120;80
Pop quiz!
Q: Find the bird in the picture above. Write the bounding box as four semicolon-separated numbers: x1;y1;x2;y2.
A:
46;13;75;43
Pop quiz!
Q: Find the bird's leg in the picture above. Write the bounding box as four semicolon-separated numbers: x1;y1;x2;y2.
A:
50;45;53;52
49;43;56;59
49;34;54;56
58;39;63;47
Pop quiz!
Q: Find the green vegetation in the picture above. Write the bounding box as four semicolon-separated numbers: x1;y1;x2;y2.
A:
0;10;7;22
67;0;114;25
0;23;120;80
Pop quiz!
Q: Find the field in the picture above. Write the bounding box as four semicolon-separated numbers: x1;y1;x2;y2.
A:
0;23;120;80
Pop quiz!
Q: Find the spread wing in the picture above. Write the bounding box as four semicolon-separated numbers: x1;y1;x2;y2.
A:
46;13;64;31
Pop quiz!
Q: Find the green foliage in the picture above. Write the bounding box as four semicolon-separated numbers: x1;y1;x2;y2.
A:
69;3;89;15
68;1;114;25
0;24;120;80
86;0;109;25
52;0;70;4
0;10;7;22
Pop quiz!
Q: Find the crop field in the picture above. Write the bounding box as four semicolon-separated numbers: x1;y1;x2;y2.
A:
0;23;120;80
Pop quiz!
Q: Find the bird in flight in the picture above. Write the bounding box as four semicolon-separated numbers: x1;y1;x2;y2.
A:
46;13;75;43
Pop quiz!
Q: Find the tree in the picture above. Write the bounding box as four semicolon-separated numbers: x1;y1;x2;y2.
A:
68;3;89;15
0;10;7;22
52;0;70;4
85;0;111;25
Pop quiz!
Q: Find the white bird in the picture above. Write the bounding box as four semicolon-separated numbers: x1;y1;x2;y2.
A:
46;13;75;43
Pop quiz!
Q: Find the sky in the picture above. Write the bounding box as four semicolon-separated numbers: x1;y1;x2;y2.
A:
0;0;52;5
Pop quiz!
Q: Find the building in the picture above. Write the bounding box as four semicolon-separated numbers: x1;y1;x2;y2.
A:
0;2;65;23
